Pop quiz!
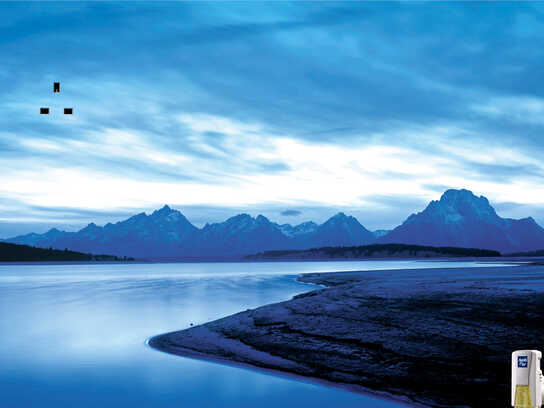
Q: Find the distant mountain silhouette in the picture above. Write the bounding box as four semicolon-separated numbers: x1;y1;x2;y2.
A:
8;205;199;258
188;214;289;256
6;209;375;258
378;189;544;253
302;212;374;248
6;189;544;257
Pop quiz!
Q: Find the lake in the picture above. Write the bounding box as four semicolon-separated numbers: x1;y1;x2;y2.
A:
0;260;506;407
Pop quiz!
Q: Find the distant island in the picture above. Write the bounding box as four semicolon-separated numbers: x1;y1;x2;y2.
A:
0;242;133;262
247;243;501;260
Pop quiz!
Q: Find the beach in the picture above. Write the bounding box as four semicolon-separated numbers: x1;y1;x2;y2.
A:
150;263;544;408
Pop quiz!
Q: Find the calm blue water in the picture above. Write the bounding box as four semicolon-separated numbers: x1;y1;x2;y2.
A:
0;260;506;408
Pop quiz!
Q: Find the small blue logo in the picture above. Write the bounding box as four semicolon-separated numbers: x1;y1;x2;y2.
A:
518;356;528;368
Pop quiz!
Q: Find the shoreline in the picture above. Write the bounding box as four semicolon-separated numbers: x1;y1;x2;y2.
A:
148;332;421;407
2;255;542;266
150;263;544;407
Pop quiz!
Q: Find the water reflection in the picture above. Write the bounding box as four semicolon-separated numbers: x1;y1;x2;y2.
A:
0;261;504;407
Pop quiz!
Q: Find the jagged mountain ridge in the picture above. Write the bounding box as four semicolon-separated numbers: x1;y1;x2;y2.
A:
6;206;374;258
6;189;544;257
378;189;544;253
10;205;199;258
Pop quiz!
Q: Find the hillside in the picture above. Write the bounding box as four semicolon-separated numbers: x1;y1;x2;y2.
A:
0;242;132;262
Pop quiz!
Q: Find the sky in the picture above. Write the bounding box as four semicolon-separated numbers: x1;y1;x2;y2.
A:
2;1;544;237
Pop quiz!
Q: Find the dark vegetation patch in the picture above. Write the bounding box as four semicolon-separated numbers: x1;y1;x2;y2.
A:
247;243;501;259
0;242;133;262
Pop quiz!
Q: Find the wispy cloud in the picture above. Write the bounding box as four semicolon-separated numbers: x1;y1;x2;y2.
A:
472;96;544;126
2;2;544;232
280;210;302;217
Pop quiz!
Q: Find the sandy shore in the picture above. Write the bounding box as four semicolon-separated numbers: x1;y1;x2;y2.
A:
150;263;544;407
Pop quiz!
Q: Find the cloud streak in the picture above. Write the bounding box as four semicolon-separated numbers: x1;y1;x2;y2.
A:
2;2;544;233
281;210;302;217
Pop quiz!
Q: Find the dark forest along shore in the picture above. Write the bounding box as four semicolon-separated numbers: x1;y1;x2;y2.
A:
150;263;544;408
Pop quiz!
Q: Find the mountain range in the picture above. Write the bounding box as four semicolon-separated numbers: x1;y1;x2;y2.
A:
4;189;544;258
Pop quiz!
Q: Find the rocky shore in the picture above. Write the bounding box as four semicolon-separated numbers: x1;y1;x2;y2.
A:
150;264;544;407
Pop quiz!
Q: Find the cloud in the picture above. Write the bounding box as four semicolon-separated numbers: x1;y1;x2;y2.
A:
2;2;544;230
361;195;429;212
280;210;302;217
472;96;544;125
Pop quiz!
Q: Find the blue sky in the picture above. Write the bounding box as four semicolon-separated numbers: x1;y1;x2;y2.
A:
2;1;544;237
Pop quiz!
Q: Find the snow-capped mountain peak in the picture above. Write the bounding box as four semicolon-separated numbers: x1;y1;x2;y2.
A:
438;189;497;220
379;188;544;252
